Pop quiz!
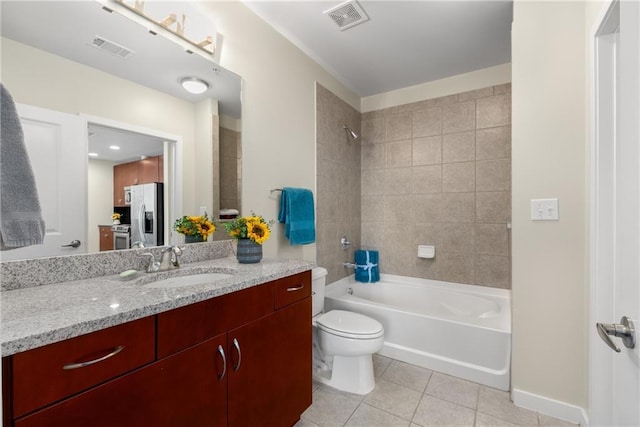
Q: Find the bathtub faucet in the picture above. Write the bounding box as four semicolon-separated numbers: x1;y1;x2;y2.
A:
343;262;356;269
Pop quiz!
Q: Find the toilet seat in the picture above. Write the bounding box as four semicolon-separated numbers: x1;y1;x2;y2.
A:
316;310;384;340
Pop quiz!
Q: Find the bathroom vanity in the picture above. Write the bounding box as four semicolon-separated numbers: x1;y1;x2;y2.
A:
1;248;313;427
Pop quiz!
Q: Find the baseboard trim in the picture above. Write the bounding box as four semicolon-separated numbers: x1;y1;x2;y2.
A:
511;388;589;426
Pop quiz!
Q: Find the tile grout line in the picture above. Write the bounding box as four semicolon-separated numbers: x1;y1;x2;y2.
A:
472;383;481;426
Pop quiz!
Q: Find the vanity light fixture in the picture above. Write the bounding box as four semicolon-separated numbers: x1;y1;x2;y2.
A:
181;77;209;94
109;145;121;150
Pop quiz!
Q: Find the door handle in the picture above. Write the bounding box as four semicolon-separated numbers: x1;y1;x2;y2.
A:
596;316;636;352
61;240;81;248
232;338;242;372
216;345;227;380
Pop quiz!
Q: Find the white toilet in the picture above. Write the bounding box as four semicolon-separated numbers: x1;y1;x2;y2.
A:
311;267;384;395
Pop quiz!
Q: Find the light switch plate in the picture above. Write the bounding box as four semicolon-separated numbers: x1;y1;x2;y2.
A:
531;198;559;221
199;206;207;216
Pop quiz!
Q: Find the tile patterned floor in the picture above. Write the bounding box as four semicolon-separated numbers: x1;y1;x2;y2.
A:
296;355;577;427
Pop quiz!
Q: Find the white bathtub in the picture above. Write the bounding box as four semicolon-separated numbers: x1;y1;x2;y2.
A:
324;274;511;390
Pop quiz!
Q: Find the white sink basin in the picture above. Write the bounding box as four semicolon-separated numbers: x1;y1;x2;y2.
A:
143;273;233;289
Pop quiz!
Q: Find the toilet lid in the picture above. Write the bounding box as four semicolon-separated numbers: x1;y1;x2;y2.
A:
316;310;384;338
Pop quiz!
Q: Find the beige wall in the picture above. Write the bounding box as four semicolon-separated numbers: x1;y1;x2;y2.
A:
512;0;591;410
87;159;117;253
196;2;359;261
361;84;512;288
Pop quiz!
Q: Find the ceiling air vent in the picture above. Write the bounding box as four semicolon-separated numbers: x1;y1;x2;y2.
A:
324;0;369;31
90;36;135;59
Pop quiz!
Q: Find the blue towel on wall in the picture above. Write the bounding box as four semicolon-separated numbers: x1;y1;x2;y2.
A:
278;187;315;245
355;250;380;283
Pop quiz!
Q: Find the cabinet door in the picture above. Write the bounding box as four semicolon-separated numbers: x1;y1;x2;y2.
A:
138;156;159;184
15;335;228;427
228;298;312;427
113;162;135;206
98;226;113;251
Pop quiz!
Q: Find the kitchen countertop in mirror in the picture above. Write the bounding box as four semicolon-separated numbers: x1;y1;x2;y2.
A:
1;257;314;356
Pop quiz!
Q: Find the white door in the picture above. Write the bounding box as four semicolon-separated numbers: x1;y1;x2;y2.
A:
590;1;640;425
0;104;87;261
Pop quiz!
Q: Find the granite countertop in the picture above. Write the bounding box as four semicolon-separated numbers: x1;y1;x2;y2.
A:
1;256;314;356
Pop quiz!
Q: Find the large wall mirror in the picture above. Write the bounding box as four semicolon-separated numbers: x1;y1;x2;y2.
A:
0;1;242;261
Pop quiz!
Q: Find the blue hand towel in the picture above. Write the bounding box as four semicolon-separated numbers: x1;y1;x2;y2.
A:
278;187;315;245
355;250;380;283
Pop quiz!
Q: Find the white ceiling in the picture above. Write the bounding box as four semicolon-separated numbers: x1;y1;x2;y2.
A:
88;123;164;163
243;0;513;97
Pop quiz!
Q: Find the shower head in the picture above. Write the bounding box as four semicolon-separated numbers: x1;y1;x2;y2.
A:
343;124;359;140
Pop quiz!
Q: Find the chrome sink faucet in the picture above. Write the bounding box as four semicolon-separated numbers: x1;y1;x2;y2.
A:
139;252;160;273
139;245;185;273
159;245;185;271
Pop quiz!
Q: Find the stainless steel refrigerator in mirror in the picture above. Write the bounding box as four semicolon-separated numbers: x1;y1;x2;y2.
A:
130;183;164;247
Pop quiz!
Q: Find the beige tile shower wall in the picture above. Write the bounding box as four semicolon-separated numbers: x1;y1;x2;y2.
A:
316;84;362;285
220;126;241;212
361;85;512;288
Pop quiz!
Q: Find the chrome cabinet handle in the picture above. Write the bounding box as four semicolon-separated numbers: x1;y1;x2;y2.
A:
62;345;125;370
286;283;305;292
596;316;636;353
232;338;242;371
61;240;81;248
217;344;227;380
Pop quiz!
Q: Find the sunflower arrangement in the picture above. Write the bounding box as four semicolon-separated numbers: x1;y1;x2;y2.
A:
223;214;272;245
111;213;121;221
173;214;216;240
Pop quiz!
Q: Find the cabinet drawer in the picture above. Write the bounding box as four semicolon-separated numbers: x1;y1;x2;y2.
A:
157;282;274;358
274;271;311;310
11;317;155;418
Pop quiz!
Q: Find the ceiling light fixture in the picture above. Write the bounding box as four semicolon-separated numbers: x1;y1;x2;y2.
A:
181;77;209;94
109;145;120;150
88;152;99;157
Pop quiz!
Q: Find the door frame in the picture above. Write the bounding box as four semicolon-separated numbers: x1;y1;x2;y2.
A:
80;114;184;245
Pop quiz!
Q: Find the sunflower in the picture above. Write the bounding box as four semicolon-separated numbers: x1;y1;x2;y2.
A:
196;219;216;237
247;220;270;245
223;213;273;245
173;214;217;240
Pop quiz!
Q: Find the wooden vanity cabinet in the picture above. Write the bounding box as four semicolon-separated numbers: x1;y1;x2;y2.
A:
2;271;312;427
157;270;312;427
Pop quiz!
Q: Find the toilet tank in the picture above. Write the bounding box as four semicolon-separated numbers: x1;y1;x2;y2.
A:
311;267;328;316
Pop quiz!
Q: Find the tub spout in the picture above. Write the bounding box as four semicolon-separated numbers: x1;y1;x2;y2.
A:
343;262;356;269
